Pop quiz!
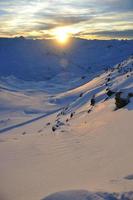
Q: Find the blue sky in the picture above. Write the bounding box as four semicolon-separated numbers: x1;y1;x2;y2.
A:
0;0;133;39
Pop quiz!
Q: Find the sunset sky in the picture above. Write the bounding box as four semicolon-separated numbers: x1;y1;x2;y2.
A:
0;0;133;39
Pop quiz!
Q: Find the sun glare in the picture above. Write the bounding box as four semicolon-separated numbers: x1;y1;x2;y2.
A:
54;27;70;44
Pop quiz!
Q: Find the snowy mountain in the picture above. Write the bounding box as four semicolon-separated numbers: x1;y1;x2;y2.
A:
0;39;133;200
0;38;133;81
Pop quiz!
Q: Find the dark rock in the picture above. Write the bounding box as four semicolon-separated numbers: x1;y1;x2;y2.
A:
106;90;115;97
90;95;96;106
79;93;83;97
107;78;111;82
115;92;129;110
88;109;92;113
52;126;56;132
128;93;133;98
46;122;51;126
70;113;74;118
81;76;86;79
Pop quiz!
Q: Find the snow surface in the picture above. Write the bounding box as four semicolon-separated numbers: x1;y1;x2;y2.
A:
0;39;133;200
43;190;133;200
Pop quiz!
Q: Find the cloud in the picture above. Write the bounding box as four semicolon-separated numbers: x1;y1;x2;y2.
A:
0;9;10;16
93;30;133;38
78;29;133;39
0;0;133;39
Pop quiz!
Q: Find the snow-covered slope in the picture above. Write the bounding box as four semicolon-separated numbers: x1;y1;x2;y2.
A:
0;40;133;200
1;56;132;132
43;190;133;200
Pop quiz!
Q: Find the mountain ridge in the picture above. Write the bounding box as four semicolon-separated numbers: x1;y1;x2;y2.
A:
0;38;133;81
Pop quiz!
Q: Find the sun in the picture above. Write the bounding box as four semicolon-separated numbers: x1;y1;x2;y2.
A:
54;27;70;44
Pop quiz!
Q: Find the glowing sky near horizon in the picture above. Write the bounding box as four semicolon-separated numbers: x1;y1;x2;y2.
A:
0;0;133;39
